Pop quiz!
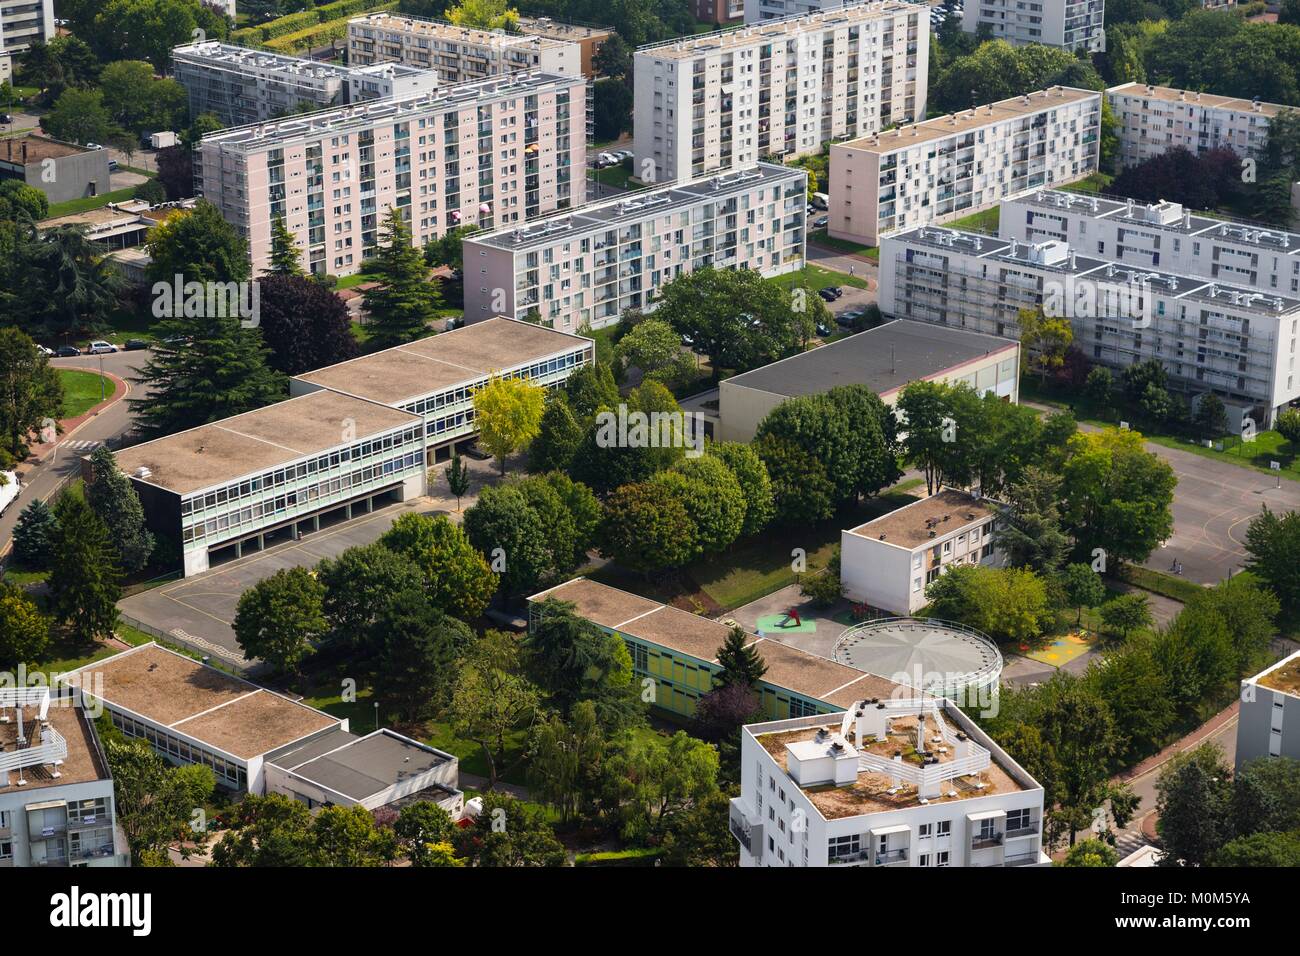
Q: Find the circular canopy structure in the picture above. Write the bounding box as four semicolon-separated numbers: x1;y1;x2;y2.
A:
833;617;1002;702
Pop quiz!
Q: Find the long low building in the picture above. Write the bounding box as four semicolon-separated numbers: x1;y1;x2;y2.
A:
716;319;1019;442
878;224;1300;425
1237;648;1300;771
115;389;427;577
463;163;807;331
62;644;463;816
114;318;590;577
197;70;587;277
290;317;593;458
829;86;1101;246
173;41;440;128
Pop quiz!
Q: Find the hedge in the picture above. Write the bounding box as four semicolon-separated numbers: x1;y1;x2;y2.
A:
233;0;392;45
573;847;661;867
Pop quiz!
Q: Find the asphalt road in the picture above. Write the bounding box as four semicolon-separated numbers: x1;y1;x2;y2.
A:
0;351;143;555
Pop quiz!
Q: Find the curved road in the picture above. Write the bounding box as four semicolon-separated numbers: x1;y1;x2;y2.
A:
0;350;143;554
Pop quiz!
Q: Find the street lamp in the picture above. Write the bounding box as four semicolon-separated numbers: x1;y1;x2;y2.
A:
98;354;105;403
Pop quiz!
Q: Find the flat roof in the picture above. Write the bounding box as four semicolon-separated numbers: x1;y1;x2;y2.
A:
269;729;453;801
62;644;341;760
637;0;914;59
530;578;909;703
174;41;428;80
350;11;574;50
889;225;1300;318
113;389;422;496
472;164;804;252
293;316;592;407
1254;649;1300;698
0;703;109;795
1107;82;1291;120
723;319;1016;401
754;713;1027;817
838;86;1100;154
517;16;614;40
848;489;998;548
0;135;87;165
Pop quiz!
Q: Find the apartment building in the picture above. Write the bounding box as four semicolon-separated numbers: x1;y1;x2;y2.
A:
348;13;583;82
877;225;1300;424
173;42;439;129
744;0;846;22
0;688;127;868
961;0;1104;53
1106;82;1290;168
734;701;1047;867
1000;189;1300;297
1237;649;1300;770
716;318;1018;441
516;16;614;78
462;163;807;331
829;86;1100;246
634;1;928;184
197;71;586;277
0;0;53;82
696;0;746;25
64;644;464;819
841;490;1007;615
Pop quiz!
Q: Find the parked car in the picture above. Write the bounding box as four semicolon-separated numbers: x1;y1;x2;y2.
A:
615;149;634;162
85;143;103;150
813;216;829;229
123;338;149;351
816;321;832;337
463;442;493;461
34;344;54;356
836;309;865;327
87;340;118;354
597;152;617;167
108;159;119;172
0;114;11;125
55;345;81;357
817;288;837;302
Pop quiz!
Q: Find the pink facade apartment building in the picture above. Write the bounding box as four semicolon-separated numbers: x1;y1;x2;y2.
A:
197;71;587;277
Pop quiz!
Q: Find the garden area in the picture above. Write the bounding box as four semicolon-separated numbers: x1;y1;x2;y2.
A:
57;368;115;418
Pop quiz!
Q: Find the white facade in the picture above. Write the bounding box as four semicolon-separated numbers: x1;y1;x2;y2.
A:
841;490;1007;615
173;42;439;129
463;163;807;331
878;224;1300;421
961;0;1104;52
1000;190;1300;297
348;13;583;82
634;1;928;185
733;705;1047;867
1107;82;1289;169
1236;649;1300;770
745;0;847;20
0;0;53;82
829;86;1100;246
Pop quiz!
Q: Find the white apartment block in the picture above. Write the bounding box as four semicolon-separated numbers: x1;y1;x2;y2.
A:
829;86;1100;246
841;490;1008;616
0;0;53;82
961;0;1104;53
1237;649;1300;770
634;1;928;185
744;0;846;22
1106;82;1290;168
0;688;128;868
173;42;440;129
878;224;1300;423
348;13;583;83
197;71;586;277
733;698;1048;867
1001;189;1300;297
463;163;807;331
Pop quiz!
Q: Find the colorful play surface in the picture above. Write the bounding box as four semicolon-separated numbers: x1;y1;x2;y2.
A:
1020;631;1095;667
756;612;818;635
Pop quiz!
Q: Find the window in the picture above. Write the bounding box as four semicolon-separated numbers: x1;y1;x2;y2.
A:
918;823;932;838
827;834;860;862
1007;808;1033;835
937;820;951;837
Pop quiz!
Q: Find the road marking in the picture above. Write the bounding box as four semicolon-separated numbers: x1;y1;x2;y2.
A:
59;439;101;451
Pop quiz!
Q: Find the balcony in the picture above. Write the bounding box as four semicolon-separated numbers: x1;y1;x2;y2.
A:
971;832;1005;850
875;848;909;865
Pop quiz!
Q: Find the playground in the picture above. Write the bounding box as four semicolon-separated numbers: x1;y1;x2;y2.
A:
1018;630;1097;668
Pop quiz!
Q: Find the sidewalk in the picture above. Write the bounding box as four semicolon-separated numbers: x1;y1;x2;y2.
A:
22;369;129;471
1113;700;1239;786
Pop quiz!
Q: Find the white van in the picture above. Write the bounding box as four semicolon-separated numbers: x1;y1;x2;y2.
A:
0;471;19;517
811;192;830;210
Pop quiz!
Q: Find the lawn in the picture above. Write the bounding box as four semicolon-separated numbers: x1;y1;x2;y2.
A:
1062;171;1115;196
57;368;113;418
771;264;870;293
45;187;138;219
808;232;879;261
592;164;643;191
333;271;379;291
948;206;999;234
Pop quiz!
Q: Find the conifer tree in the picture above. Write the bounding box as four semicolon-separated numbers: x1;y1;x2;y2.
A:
362;208;440;349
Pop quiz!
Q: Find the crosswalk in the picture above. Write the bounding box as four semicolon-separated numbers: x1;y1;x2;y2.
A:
59;439;102;452
1112;828;1151;861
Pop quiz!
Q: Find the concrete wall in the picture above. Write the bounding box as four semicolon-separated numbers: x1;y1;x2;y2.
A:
29;150;113;204
1237;679;1300;770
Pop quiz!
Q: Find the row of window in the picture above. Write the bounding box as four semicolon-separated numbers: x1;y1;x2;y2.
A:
180;426;424;517
183;450;423;544
401;350;586;417
109;710;248;790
